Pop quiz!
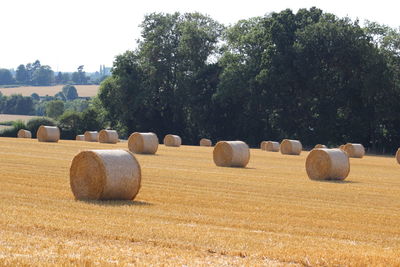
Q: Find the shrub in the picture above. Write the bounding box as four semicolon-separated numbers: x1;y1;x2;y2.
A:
26;117;56;138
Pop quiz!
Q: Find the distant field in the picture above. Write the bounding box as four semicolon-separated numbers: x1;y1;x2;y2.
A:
0;125;12;130
0;85;99;97
0;138;399;265
0;114;38;123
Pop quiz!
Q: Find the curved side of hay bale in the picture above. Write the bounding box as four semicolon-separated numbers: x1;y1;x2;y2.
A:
260;141;267;150
280;139;302;155
76;135;85;141
200;138;212;147
128;132;159;154
315;144;327;149
17;129;32;138
344;143;365;158
70;149;141;200
213;141;250;167
163;134;182;147
84;131;98;142
98;130;119;144
265;141;280;152
339;145;345;151
37;126;60;142
306;148;350;180
396;148;400;164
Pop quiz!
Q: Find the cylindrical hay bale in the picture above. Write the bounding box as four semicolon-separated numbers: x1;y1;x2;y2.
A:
17;129;32;138
260;141;267;150
306;148;350;180
280;139;302;155
70;150;141;200
265;141;280;152
213;141;250;167
396;148;400;164
128;132;159;154
37;126;60;142
84;131;98;142
315;144;327;149
76;135;85;141
200;138;212;147
339;145;345;151
98;130;119;144
343;143;365;158
163;134;181;147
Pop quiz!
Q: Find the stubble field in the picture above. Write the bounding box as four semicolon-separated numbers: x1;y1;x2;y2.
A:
0;85;99;97
0;138;399;266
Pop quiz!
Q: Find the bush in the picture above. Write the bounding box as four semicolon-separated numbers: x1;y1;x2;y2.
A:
58;111;83;140
0;120;27;137
26;117;56;138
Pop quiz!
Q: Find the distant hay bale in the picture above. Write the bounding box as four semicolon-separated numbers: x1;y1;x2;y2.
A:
343;143;365;158
339;145;345;151
163;134;181;147
280;139;302;155
37;126;60;142
260;141;267;150
200;138;212;147
306;148;350;180
128;132;159;154
84;131;98;142
17;129;32;138
70;149;141;200
98;130;119;144
315;144;327;149
213;141;250;167
265;141;280;152
76;135;85;141
396;148;400;164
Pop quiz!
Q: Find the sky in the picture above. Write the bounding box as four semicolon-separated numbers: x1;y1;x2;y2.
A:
1;0;399;73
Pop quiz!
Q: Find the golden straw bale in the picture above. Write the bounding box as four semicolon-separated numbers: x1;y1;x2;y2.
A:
70;150;141;200
260;141;267;150
84;131;98;142
128;132;159;154
265;141;280;152
200;138;212;147
315;144;327;149
306;148;350;180
396;148;400;164
213;141;250;167
339;145;345;151
163;134;181;147
17;129;32;138
280;139;302;155
98;130;119;144
37;126;60;142
343;143;365;158
76;135;85;141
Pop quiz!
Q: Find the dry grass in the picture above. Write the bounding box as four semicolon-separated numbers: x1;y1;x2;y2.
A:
0;85;99;97
0;138;399;266
0;114;38;123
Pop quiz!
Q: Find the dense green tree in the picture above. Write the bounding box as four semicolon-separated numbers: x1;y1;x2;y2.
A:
16;65;29;84
72;65;88;84
45;100;64;118
26;117;56;138
62;85;79;100
0;69;14;85
0;95;34;114
31;65;54;85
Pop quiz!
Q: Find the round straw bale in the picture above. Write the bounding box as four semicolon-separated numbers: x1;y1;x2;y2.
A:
84;131;98;142
280;139;302;155
37;126;60;142
200;138;212;147
98;130;119;144
265;141;280;152
70;150;141;200
213;141;250;167
306;148;350;180
17;129;32;138
396;148;400;164
339;145;345;151
76;135;85;141
128;132;159;154
343;143;365;158
163;134;181;147
315;144;327;149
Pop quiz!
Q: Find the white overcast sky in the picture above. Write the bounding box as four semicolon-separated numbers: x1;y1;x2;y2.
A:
1;0;399;72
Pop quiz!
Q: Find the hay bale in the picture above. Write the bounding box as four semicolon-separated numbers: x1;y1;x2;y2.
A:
315;144;327;149
84;131;98;142
17;129;32;138
265;141;280;152
343;143;365;158
306;148;350;180
396;148;400;164
98;130;119;144
260;141;267;150
37;126;60;142
280;139;302;155
213;141;250;167
200;138;212;147
76;135;85;141
163;134;181;147
70;149;141;200
339;145;345;151
128;132;159;154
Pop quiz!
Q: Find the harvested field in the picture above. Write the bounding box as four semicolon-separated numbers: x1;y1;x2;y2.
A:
0;114;38;123
0;138;399;265
0;85;99;97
